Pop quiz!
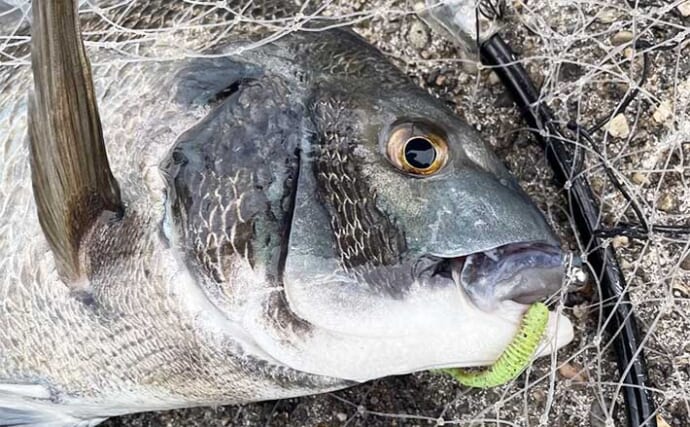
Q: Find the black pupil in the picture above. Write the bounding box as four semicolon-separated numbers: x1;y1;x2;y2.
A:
404;137;436;169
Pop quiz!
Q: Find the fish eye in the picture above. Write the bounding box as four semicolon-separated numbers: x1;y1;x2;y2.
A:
386;123;448;175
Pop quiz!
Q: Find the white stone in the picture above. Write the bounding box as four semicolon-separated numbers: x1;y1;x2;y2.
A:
653;100;673;124
611;31;634;45
612;235;629;249
598;9;618;23
488;71;501;86
631;172;648;185
657;193;676;212
606;114;630;139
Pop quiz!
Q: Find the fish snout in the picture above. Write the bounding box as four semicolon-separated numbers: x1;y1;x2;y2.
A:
450;242;567;311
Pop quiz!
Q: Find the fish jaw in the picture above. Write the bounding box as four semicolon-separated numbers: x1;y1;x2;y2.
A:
245;239;575;381
244;281;574;382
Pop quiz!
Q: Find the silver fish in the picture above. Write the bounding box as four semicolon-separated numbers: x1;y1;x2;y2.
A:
0;0;573;425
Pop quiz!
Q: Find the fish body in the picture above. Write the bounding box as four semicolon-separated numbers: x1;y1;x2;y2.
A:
0;1;573;425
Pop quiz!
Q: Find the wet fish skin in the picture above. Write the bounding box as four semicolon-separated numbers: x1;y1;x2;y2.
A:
0;1;573;425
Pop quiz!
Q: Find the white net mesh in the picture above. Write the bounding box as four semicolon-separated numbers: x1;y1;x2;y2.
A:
0;0;688;425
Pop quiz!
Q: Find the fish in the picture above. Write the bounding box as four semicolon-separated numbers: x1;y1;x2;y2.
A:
0;0;574;425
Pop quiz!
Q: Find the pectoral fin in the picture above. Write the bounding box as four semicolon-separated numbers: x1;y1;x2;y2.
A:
28;0;122;283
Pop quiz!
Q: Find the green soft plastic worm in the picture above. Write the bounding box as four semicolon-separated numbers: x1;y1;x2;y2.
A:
442;302;549;388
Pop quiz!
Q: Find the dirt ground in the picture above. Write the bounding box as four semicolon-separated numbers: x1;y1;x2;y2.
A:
14;0;690;425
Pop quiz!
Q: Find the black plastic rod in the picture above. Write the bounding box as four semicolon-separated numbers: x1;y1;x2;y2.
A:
479;34;656;427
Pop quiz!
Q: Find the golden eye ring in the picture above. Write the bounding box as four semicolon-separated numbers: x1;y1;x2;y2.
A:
386;123;448;176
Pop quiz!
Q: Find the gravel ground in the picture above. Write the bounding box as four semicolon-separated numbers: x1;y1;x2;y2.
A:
26;0;690;425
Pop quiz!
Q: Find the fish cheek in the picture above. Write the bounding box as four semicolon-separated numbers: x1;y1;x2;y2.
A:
312;142;406;270
304;99;412;297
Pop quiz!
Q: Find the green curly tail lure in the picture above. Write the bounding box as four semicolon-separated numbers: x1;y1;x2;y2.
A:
442;302;549;388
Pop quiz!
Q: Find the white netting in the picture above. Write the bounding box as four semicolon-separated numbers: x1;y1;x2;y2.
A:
0;0;688;426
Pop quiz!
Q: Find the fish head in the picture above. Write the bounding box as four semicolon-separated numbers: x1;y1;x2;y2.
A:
234;31;575;382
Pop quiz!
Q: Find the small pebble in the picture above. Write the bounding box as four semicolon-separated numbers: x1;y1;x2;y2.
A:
558;362;587;382
558;62;582;81
678;1;690;17
673;283;689;297
408;20;429;50
653;100;673;124
612;235;629;249
657;193;676;212
494;92;514;108
435;74;447;86
462;60;479;75
488;71;501;86
573;304;588;320
680;253;690;271
598;9;618;24
606;114;630;139
612;31;634;45
631;172;648;185
527;64;545;88
336;412;348;422
457;73;470;85
624;47;642;67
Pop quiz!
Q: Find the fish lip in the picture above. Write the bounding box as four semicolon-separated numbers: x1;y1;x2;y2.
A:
431;241;566;310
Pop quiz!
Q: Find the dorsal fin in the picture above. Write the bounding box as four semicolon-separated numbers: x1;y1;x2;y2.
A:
28;0;122;283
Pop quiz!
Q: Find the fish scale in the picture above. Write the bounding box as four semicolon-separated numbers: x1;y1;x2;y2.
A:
316;138;406;270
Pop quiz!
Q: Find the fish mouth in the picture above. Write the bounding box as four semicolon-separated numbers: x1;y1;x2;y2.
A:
432;241;566;311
